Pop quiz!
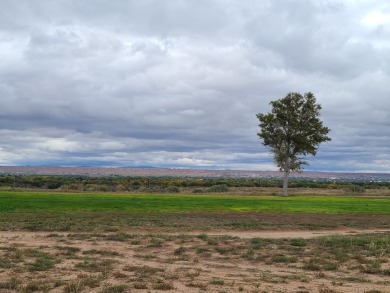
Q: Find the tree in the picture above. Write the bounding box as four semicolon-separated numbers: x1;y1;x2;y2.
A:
256;92;331;196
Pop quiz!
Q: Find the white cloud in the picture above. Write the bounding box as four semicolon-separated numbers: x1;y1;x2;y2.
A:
0;0;389;172
362;11;390;26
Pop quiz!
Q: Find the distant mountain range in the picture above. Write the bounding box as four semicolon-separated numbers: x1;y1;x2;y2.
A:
0;166;389;181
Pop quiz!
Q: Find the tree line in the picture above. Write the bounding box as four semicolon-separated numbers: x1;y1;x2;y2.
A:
0;175;388;192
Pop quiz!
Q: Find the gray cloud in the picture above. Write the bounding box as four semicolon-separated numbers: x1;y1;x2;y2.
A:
0;0;389;172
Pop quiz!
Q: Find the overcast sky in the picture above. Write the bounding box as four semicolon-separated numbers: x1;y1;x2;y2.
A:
1;0;389;172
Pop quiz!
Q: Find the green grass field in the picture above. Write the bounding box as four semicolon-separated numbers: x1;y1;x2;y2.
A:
2;192;390;292
1;191;389;232
1;191;390;214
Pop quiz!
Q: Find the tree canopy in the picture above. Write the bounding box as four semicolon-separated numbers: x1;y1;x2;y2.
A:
256;92;331;196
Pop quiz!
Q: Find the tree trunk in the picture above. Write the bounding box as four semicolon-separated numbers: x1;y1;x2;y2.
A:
282;169;289;196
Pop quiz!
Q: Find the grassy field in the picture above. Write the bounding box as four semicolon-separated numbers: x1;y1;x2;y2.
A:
1;191;390;214
1;191;390;232
1;190;390;292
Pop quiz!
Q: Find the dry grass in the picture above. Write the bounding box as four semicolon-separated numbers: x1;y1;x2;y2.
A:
0;231;390;292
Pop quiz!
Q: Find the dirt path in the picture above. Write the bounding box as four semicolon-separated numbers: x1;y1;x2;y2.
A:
1;227;389;240
189;228;390;239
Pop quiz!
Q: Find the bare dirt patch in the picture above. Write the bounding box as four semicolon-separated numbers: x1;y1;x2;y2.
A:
2;211;390;232
1;229;390;293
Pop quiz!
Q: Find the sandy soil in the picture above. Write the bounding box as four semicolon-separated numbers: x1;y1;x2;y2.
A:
1;229;390;293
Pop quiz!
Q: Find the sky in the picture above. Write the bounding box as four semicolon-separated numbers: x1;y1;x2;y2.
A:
0;0;389;173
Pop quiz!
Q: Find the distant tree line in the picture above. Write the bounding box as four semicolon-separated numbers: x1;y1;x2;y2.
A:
0;175;388;193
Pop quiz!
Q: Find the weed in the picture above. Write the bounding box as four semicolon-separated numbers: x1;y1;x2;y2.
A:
342;276;370;283
251;238;265;250
242;248;255;260
63;281;85;293
133;282;148;289
98;284;128;293
271;254;297;263
207;238;218;246
55;245;81;258
75;257;116;273
105;232;131;242
210;278;225;285
289;273;310;283
112;271;127;278
20;280;51;292
360;260;382;274
174;246;186;256
27;252;56;271
3;246;23;262
0;257;13;269
197;233;209;240
78;274;103;288
382;268;390;276
152;280;175;290
148;238;164;247
186;281;208;289
323;262;338;271
196;246;211;256
303;260;321;271
124;265;164;277
0;277;21;290
134;253;157;259
183;268;202;278
290;238;307;247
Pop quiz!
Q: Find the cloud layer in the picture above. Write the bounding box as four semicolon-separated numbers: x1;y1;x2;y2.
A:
1;0;389;172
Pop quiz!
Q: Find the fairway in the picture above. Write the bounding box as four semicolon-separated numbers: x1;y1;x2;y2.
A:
1;191;390;214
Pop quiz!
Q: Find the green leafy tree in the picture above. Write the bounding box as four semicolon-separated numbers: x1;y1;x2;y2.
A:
256;92;331;196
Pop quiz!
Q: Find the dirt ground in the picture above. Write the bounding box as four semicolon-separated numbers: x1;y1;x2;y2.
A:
1;228;390;293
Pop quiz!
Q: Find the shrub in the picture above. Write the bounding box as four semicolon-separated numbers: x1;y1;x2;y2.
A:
192;189;204;193
165;186;180;193
93;184;113;192
210;278;224;285
344;184;365;194
174;246;186;256
207;184;229;193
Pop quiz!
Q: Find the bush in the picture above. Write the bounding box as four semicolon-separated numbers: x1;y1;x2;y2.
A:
165;186;180;193
60;183;85;191
192;189;204;193
344;184;365;194
207;184;229;193
93;185;113;192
